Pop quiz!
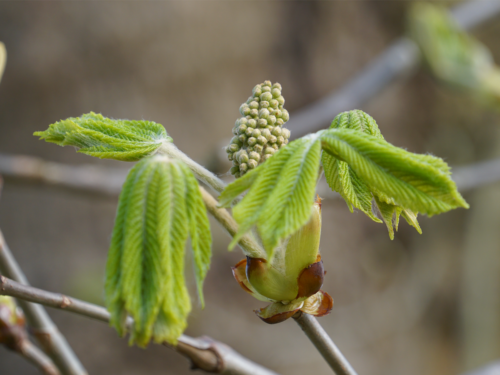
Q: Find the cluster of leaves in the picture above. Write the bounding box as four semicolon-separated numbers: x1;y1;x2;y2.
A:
408;3;500;107
220;110;468;257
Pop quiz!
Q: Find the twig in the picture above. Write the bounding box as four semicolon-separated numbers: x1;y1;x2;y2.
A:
286;0;500;139
293;312;358;375
0;230;87;375
18;340;61;375
0;275;279;375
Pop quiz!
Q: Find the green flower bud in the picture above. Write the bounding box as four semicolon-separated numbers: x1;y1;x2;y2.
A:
262;86;272;93
240;104;250;116
272;82;282;91
261;129;271;139
246;96;254;104
280;143;287;149
237;124;247;134
230;166;239;175
247;146;254;152
259;109;270;119
265;147;275;155
269;99;279;109
230;136;240;145
282;128;291;139
228;143;239;153
258;119;268;128
248;137;257;146
271;127;281;136
240;117;248;125
252;129;261;138
249;151;261;161
245;127;254;137
281;109;290;122
274;109;282;118
257;136;267;145
238;134;247;143
249;101;259;109
254;144;264;153
277;96;285;105
227;153;233;161
239;163;248;173
250;109;259;118
248;159;258;169
271;88;281;98
253;85;262;97
269;135;277;144
268;115;277;125
260;101;270;108
263;154;273;161
276;118;284;126
260;92;273;102
263;80;272;87
234;171;241;178
272;144;279;150
247;119;257;128
277;136;285;145
239;152;249;164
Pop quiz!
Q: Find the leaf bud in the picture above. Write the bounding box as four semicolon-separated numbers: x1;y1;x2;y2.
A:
281;109;290;122
249;151;261;161
254;144;264;153
260;101;270;108
249;101;259;109
271;88;281;98
260;92;273;102
248;137;257;146
257;136;268;145
258;119;268;128
247;119;257;128
259;109;270;119
240;104;251;116
239;163;248;173
250;109;259;118
248;159;258;169
252;129;262;138
267;115;277;125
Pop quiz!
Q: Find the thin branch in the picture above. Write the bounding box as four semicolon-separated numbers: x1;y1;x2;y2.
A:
18;340;61;375
0;275;279;375
0;230;87;375
293;312;358;375
286;0;500;139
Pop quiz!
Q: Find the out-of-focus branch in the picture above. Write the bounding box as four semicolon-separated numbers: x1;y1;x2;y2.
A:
293;312;358;375
0;230;87;375
0;275;279;375
286;0;500;139
18;340;61;375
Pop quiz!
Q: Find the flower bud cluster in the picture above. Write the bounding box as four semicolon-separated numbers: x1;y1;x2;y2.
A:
226;81;291;178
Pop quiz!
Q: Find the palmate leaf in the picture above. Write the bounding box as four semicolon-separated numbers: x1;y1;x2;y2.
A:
320;127;468;218
105;155;211;347
34;112;172;161
219;135;322;258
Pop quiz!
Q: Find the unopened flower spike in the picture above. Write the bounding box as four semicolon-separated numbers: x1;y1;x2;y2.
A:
227;82;332;324
226;81;291;178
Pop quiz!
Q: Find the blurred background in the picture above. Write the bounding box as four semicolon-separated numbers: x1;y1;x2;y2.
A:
0;1;500;374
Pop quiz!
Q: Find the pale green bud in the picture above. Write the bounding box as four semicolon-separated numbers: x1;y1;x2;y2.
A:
262;86;271;93
282;128;291;139
259;109;270;119
238;135;247;143
249;151;261;161
250;109;259;118
246;96;254;104
277;96;285;106
260;101;270;108
247;119;257;128
239;152;249;164
248;137;257;146
253;85;262;97
249;101;259;109
272;127;281;136
248;159;258;169
276;118;284;126
257;135;267;145
239;163;248;173
269;99;279;109
281;110;290;122
238;124;247;134
234;171;241;178
261;129;271;140
260;92;273;102
277;136;285;145
240;117;248;125
228;153;233;161
263;80;272;87
268;135;277;144
231;136;240;145
254;144;264;153
247;146;254;152
263;154;272;161
268;115;276;125
240;104;250;116
245;127;254;137
252;129;261;138
272;82;282;91
273;144;279;150
258;119;268;128
230;166;239;175
265;147;275;155
271;88;281;98
280;143;287;149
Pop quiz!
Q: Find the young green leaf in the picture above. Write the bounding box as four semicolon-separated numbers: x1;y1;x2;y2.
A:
34;112;172;161
219;135;322;258
105;155;211;347
320;127;469;217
